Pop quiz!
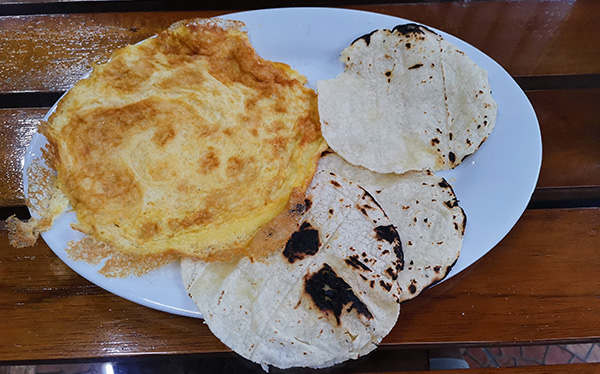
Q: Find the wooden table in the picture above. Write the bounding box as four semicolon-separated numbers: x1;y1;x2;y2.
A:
1;0;599;372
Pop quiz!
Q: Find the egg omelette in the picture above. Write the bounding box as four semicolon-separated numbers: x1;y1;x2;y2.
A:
40;18;327;262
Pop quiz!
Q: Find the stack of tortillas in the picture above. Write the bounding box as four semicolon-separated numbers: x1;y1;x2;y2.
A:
182;23;496;371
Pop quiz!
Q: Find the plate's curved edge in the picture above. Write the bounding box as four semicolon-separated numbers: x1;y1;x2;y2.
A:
23;7;542;317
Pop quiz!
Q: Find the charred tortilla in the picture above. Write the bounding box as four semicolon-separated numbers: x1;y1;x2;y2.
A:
318;153;465;301
182;165;402;370
317;24;497;174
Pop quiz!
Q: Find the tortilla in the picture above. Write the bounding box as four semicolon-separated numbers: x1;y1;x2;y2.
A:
182;166;403;370
318;152;465;301
317;24;497;174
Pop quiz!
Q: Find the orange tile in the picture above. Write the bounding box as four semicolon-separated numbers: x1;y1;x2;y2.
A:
545;345;573;365
565;343;593;360
489;347;502;355
501;346;523;357
587;344;600;363
522;345;548;363
464;353;485;368
464;348;493;367
497;356;517;367
516;357;541;366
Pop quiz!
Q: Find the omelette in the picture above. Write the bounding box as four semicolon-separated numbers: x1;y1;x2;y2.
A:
11;18;327;265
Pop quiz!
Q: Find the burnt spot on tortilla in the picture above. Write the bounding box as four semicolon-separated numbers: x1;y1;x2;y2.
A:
358;201;376;217
444;198;458;209
428;257;459;288
405;42;411;49
448;151;456;164
438;179;451;189
385;71;392;77
374;225;397;244
358;187;389;223
449;132;453;141
330;180;342;188
351;29;378;46
434;265;442;274
373;225;404;268
453;222;459;231
345;255;372;272
283;222;320;263
291;198;312;215
431;138;440;146
386;267;398;280
408;284;417;294
375;189;382;194
409;63;424;70
380;280;392;292
305;263;373;324
329;208;334;215
392;23;428;36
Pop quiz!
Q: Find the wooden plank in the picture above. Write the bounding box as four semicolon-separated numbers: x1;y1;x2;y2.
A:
2;87;599;208
354;0;600;77
384;208;600;348
1;208;599;361
0;1;599;94
0;11;226;93
0;108;46;207
531;88;600;189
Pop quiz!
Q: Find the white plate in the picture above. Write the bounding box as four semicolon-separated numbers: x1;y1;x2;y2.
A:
25;7;541;318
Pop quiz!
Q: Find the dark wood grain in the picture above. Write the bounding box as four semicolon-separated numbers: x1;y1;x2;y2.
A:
0;11;226;93
529;89;600;189
0;108;46;207
0;1;599;95
2;208;598;361
354;0;600;77
385;208;600;348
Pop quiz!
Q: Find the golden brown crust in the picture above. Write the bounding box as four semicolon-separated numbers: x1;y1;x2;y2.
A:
66;236;178;278
6;216;40;248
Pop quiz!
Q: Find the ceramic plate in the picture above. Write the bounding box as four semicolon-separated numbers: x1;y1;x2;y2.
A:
24;7;542;318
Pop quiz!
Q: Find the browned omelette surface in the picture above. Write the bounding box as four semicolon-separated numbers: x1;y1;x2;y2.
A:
42;18;327;261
